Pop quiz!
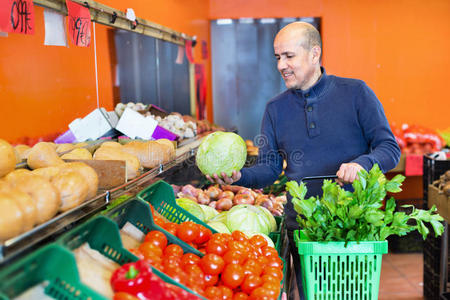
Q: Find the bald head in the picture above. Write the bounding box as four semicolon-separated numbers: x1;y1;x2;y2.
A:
275;22;322;60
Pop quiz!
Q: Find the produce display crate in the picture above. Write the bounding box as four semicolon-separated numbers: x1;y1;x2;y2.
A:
0;244;104;300
294;230;388;300
55;215;206;300
137;180;217;233
105;197;204;257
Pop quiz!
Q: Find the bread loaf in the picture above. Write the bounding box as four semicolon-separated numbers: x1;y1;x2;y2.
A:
0;139;16;177
4;169;32;182
27;142;64;169
122;141;173;169
6;188;37;231
32;166;61;181
14;144;31;161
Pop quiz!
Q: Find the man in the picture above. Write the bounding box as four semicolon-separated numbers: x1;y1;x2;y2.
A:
207;21;400;298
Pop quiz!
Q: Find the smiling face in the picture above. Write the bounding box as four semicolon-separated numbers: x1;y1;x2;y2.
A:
274;24;321;91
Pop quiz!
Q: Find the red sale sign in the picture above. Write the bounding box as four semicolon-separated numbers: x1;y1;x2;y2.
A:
66;0;91;47
0;0;35;35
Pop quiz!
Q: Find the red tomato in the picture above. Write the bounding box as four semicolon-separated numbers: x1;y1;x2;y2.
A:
261;246;278;259
221;264;245;289
154;216;166;227
206;239;228;256
163;255;181;269
198;247;207;255
241;274;262;295
256;256;269;267
164;244;184;257
204;273;219;287
113;292;140;300
218;285;233;299
262;267;283;281
144;230;168;250
260;275;279;285
243;259;263;276
205;286;223;300
139;242;163;258
177;221;200;243
128;248;144;260
228;240;246;253
223;250;246;265
249;235;268;249
195;226;212;245
232;230;248;242
262;282;280;298
199;253;225;275
162;222;178;236
233;292;249;300
249;287;276;300
184;264;204;277
143;254;162;266
266;256;283;269
181;253;201;269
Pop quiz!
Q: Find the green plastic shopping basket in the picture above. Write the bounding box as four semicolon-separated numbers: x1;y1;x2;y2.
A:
294;230;388;300
0;244;105;300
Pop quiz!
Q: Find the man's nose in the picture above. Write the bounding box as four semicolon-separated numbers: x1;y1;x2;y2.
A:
277;58;287;71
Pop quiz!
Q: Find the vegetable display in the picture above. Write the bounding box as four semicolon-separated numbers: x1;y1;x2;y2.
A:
286;164;444;243
173;184;286;216
196;132;247;178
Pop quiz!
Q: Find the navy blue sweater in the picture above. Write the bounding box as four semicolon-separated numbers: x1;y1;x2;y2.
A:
235;68;401;230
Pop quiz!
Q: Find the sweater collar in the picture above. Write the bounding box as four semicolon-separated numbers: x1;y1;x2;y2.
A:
291;67;328;99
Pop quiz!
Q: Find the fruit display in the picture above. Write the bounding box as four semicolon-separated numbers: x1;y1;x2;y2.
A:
196;132;247;178
173;184;286;216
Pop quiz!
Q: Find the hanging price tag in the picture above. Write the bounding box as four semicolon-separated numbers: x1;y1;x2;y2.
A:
66;0;91;47
0;0;35;34
185;40;194;63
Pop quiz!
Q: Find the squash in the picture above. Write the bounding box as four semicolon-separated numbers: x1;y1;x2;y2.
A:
94;146;141;179
4;169;32;181
27;142;64;169
0;139;16;177
56;143;76;154
8;174;60;224
14;144;31;161
61;148;93;160
63;162;99;199
6;188;37;231
51;170;89;212
0;192;24;242
122;141;173;169
32;166;61;181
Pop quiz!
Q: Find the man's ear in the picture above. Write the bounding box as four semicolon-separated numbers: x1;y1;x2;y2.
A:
311;45;321;63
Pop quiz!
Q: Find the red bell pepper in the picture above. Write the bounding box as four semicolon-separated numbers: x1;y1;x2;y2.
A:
110;260;200;300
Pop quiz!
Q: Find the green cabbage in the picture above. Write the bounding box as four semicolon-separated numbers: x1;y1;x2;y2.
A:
176;198;205;222
207;221;231;234
226;204;272;235
196;131;247;177
256;205;277;232
199;204;219;221
209;211;228;223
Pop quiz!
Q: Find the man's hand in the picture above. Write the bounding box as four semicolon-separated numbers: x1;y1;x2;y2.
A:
336;163;364;186
206;170;241;185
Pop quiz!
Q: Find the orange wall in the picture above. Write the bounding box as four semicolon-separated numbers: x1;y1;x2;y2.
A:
0;0;211;144
209;0;450;131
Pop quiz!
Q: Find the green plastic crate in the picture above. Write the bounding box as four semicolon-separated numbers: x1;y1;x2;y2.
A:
294;230;388;300
105;197;204;257
0;244;105;300
56;216;206;300
137;180;217;233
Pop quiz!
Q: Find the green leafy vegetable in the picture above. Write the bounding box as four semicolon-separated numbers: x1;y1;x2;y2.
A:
288;164;444;243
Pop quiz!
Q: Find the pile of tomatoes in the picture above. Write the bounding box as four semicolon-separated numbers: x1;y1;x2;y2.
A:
129;215;284;300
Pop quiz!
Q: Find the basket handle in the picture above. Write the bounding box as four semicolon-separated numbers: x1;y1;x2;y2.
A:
300;175;337;182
